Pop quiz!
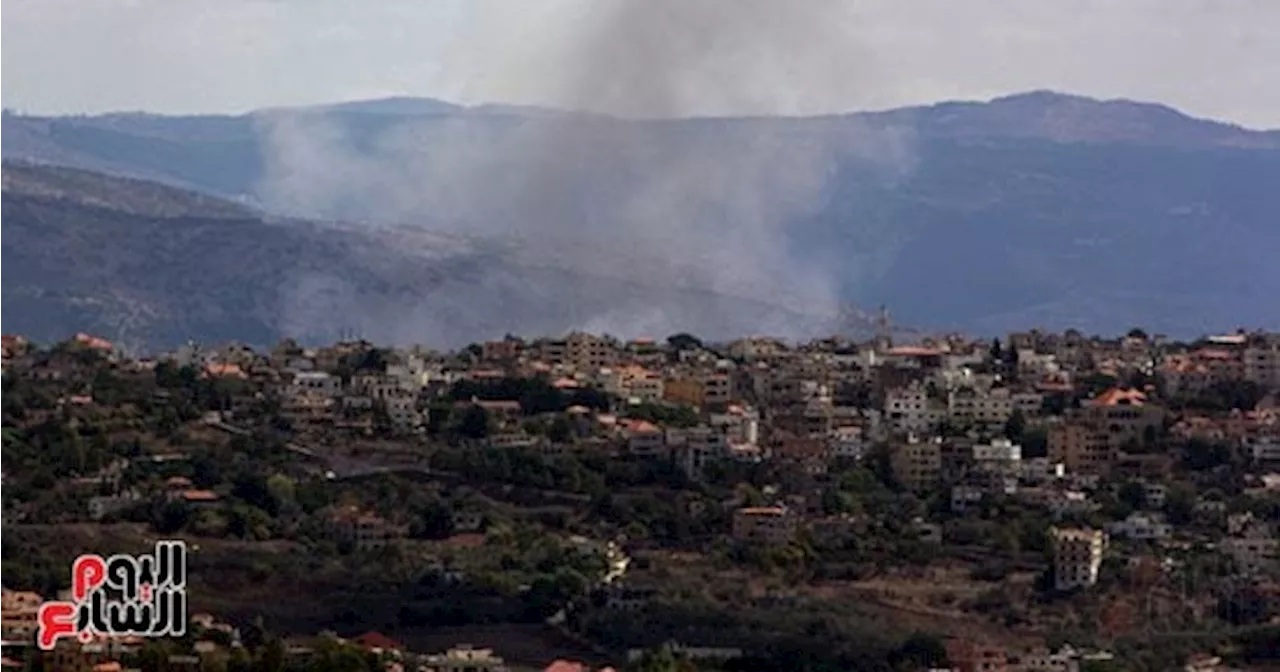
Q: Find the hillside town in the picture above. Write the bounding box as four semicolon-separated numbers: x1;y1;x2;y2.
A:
2;325;1279;672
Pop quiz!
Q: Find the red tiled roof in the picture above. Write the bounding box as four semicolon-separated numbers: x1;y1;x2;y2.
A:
622;419;660;434
545;661;588;672
74;333;114;351
181;490;220;502
443;533;486;548
738;506;787;516
353;631;402;652
885;346;941;357
1092;387;1147;407
204;363;248;379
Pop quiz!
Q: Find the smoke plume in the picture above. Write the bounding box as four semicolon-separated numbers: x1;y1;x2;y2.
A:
256;0;916;346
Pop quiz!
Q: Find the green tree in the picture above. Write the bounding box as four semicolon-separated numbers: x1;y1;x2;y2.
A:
630;646;698;672
1163;483;1197;526
666;333;704;352
453;405;491;440
152;500;191;534
624;403;699;428
889;632;949;670
1021;427;1049;458
265;474;295;509
253;637;285;672
1004;409;1027;442
548;416;574;444
1117;481;1148;512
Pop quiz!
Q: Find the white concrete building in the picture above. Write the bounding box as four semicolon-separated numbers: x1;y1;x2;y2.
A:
973;438;1023;475
1244;337;1280;388
290;371;342;398
1106;513;1172;541
885;386;945;434
669;425;726;480
1020;457;1066;484
384;396;422;431
948;386;1015;426
830;425;866;460
951;485;984;513
1246;436;1280;462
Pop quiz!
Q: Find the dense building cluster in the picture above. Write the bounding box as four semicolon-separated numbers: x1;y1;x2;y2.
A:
2;326;1279;671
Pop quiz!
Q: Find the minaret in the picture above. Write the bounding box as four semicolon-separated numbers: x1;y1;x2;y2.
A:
875;305;893;351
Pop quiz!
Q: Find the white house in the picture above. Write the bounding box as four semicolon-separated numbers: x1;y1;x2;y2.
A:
290;371;342;398
1106;513;1172;541
951;485;985;513
1246;436;1280;462
973;438;1023;475
1047;490;1094;521
885;385;944;434
829;426;866;460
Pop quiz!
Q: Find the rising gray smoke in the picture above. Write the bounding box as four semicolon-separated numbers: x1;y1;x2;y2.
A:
255;0;916;346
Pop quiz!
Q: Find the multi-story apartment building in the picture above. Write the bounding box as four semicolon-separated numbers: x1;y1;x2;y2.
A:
1051;527;1106;591
891;435;944;492
945;638;1009;672
1162;355;1213;397
622;419;665;458
726;337;788;362
1077;388;1165;446
534;337;569;366
668;425;726;480
566;332;618;372
948;386;1015;427
885;385;945;435
603;365;663;403
1244;334;1280;389
663;376;705;407
1049;387;1166;476
1222;524;1278;578
731;507;797;546
329;506;400;552
709;404;760;445
423;645;509;672
770;400;834;439
289;371;342;398
972;438;1022;476
1246;436;1280;463
1048;421;1115;476
701;372;733;406
1;589;41;641
480;339;522;363
383;396;422;432
623;371;665;403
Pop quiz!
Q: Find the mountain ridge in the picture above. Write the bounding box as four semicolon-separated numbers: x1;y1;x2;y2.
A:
1;162;832;351
3;91;1279;346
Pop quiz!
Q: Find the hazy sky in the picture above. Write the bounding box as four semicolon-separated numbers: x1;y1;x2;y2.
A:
3;0;1278;128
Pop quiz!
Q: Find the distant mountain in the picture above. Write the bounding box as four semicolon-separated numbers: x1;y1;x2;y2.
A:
3;92;1279;343
1;163;821;351
866;90;1280;149
277;96;464;116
